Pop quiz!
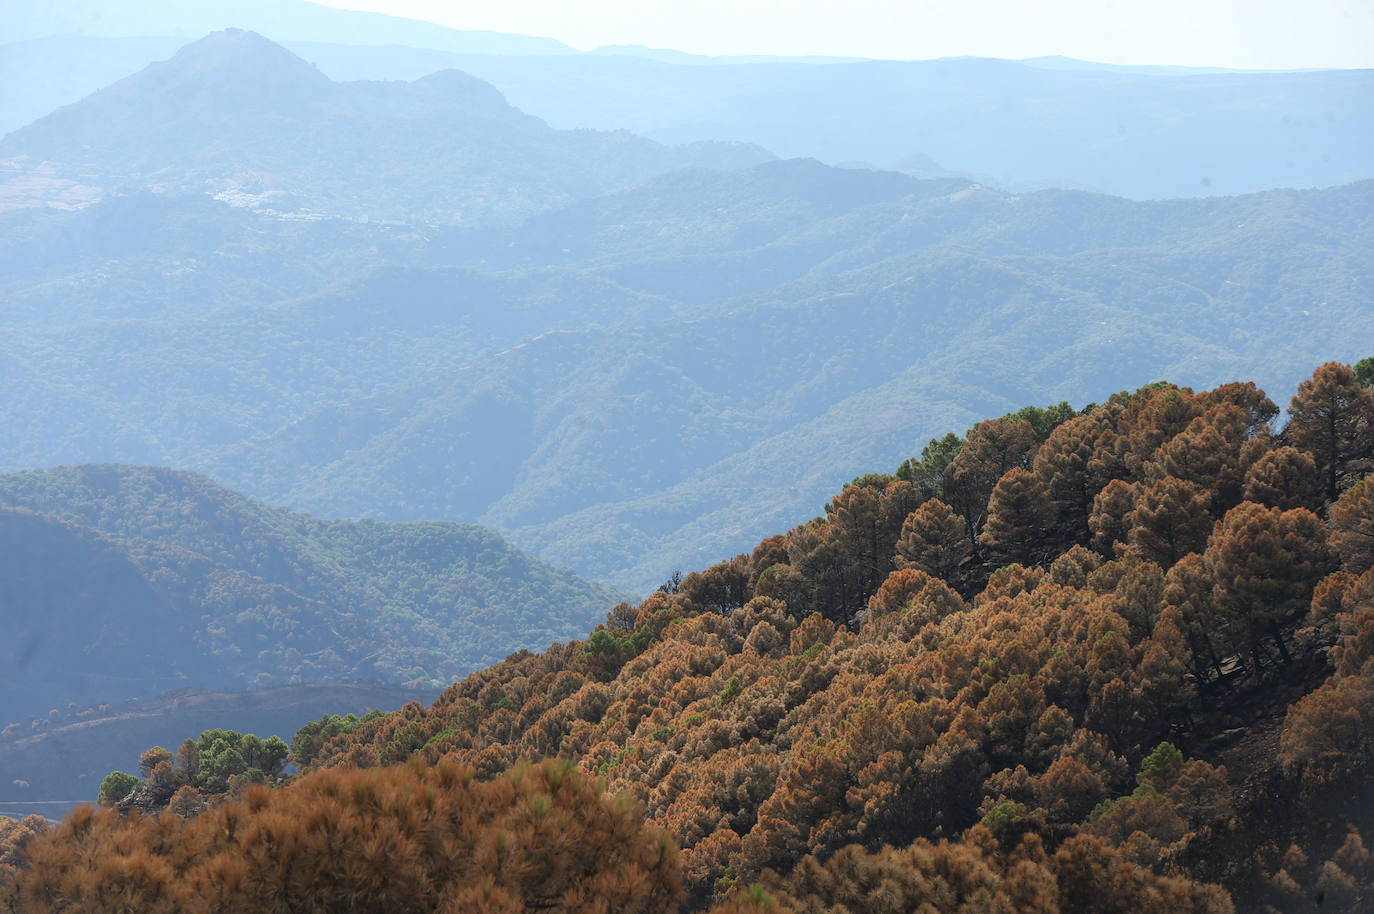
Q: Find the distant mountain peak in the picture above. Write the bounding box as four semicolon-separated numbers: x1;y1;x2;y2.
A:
0;29;776;223
890;151;954;179
150;28;332;91
411;68;516;114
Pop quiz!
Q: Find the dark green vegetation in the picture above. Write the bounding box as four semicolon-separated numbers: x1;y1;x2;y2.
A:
0;465;620;729
0;685;428;809
92;712;385;815
101;728;289;809
289;710;384;769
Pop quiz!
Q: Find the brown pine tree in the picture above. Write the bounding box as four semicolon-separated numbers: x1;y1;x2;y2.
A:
892;498;971;579
1242;445;1321;510
1203;380;1280;438
1035;413;1113;543
1163;553;1231;685
0;814;48;885
1110;385;1207;481
780;520;867;625
1287;362;1374;502
826;477;924;608
956;418;1038;484
681;555;753;614
942;418;1036;547
1146;407;1249;510
4;760;683;914
1034;756;1109;823
1329;476;1374;575
979;468;1054;566
1127;476;1213;567
1206;502;1335;664
1089;479;1140;557
1135;605;1194;725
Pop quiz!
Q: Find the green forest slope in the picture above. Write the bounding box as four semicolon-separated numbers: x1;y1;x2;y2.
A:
2;167;1369;591
2;34;1371;593
0;465;621;727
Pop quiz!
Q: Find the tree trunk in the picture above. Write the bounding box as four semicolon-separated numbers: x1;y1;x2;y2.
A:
1272;622;1293;665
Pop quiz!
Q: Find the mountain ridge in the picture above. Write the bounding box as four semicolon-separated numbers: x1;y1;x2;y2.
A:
293;362;1374;913
5;28;1370;197
0;30;773;223
1;168;1370;590
0;464;623;727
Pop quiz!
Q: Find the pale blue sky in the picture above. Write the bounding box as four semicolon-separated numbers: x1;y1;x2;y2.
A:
318;0;1374;69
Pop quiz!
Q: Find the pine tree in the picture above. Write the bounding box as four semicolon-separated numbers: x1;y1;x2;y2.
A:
1127;476;1213;567
1330;476;1374;575
893;498;970;579
1035;414;1110;543
1089;479;1140;556
1206;502;1334;665
1287;362;1374;502
1243;445;1321;511
979;468;1054;566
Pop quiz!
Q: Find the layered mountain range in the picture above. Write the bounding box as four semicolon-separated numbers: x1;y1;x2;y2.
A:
1;12;1373;912
1;30;1370;591
4;2;1372;198
0;29;768;224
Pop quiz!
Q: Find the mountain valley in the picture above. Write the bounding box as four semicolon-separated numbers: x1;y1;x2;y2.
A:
1;12;1372;911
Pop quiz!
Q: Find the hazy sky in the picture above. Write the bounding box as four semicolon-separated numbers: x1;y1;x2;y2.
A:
318;0;1374;69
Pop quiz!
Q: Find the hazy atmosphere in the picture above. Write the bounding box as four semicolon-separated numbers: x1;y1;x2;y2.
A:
317;0;1374;68
2;2;1372;912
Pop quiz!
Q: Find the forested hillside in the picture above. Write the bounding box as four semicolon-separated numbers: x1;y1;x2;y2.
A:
7;362;1372;910
2;113;1370;589
0;465;620;728
220;172;1374;589
265;362;1369;912
4;7;1372;910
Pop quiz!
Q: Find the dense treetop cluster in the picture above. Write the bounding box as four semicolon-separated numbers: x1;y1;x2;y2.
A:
4;761;681;914
92;713;384;817
304;360;1374;911
4;360;1373;912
